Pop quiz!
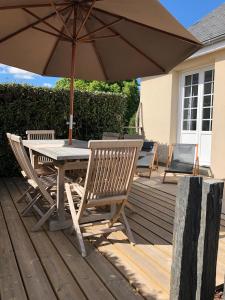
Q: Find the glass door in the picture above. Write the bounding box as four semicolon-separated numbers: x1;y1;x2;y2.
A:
180;67;214;166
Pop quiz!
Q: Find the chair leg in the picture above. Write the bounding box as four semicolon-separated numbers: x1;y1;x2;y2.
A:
75;225;87;257
149;167;152;180
109;202;126;227
121;211;135;245
65;183;87;257
31;204;56;232
162;172;166;183
17;186;33;203
21;193;42;216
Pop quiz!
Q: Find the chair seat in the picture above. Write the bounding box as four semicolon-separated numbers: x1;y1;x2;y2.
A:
165;169;193;174
137;154;154;168
27;174;57;190
36;165;56;177
166;161;194;174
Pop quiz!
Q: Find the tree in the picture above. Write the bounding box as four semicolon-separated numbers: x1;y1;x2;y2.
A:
55;78;140;125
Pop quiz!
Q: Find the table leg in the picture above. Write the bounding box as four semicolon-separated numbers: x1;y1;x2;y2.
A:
49;163;72;231
32;153;39;169
57;165;65;222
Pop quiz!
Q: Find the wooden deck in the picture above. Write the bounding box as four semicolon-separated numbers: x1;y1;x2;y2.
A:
0;177;225;300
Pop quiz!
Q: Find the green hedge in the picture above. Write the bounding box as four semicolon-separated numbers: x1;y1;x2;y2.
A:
0;84;127;176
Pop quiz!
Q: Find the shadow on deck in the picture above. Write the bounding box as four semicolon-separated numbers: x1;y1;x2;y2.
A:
0;177;225;300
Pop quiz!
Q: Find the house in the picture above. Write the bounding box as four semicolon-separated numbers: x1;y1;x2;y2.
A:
140;2;225;178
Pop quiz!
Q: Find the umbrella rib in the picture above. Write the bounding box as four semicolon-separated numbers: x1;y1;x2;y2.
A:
78;8;108;80
22;8;71;40
49;0;73;39
0;5;72;44
77;18;123;42
92;40;109;80
80;34;119;43
93;7;202;47
32;26;71;41
0;3;67;10
76;0;96;39
91;13;166;73
42;7;74;75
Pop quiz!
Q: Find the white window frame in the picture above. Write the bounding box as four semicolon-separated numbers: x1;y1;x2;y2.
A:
177;65;215;143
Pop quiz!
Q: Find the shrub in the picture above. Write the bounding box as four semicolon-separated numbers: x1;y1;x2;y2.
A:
0;84;127;176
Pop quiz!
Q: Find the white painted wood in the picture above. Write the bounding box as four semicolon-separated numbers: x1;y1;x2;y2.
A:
178;66;214;166
188;39;225;61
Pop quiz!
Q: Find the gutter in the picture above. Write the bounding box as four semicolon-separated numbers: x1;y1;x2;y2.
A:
187;38;225;60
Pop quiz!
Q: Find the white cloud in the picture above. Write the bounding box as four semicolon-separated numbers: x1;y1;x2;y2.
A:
43;83;52;88
0;64;37;80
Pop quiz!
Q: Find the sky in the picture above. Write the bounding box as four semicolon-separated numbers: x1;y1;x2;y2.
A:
0;0;224;88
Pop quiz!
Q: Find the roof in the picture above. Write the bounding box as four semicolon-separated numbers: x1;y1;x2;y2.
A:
189;2;225;44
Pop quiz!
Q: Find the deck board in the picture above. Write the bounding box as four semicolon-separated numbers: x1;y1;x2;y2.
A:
0;205;27;300
0;177;225;300
5;178;87;300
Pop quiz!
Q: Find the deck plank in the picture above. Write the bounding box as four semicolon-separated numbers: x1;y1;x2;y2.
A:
6;178;87;300
0;203;27;300
0;179;57;300
65;232;144;300
128;195;174;224
1;177;224;300
15;177;145;300
13;178;117;300
97;237;169;300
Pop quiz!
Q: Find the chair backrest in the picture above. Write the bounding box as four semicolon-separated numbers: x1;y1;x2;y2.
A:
7;132;28;176
10;134;54;204
26;130;55;163
137;142;158;168
78;140;143;215
102;132;120;140
124;134;144;140
26;130;55;140
142;141;155;152
169;143;197;173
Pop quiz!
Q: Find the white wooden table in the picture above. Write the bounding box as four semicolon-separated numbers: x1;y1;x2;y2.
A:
23;139;89;231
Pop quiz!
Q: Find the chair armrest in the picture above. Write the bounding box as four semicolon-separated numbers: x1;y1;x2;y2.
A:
70;182;84;197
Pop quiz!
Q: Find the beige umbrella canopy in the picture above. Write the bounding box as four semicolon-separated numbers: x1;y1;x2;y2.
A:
0;0;202;144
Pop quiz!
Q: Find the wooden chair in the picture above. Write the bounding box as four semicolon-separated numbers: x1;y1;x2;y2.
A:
26;130;55;167
102;132;120;140
163;143;199;183
124;134;144;140
9;134;57;231
136;142;158;179
65;139;143;257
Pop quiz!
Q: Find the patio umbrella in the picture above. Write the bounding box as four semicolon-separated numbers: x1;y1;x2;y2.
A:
0;0;202;144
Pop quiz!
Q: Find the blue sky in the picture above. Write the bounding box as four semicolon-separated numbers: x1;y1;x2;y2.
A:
0;0;224;88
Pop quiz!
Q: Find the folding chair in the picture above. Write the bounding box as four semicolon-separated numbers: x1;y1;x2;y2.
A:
9;134;57;231
136;142;158;179
26;130;55;167
65;139;143;257
163;143;199;183
102;132;120;140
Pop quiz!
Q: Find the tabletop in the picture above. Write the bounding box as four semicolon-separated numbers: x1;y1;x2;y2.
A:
23;139;89;161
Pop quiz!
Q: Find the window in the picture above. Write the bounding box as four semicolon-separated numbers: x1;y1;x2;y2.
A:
202;70;214;131
183;73;199;131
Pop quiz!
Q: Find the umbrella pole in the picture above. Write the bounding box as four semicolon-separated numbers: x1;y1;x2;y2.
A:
68;41;76;145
